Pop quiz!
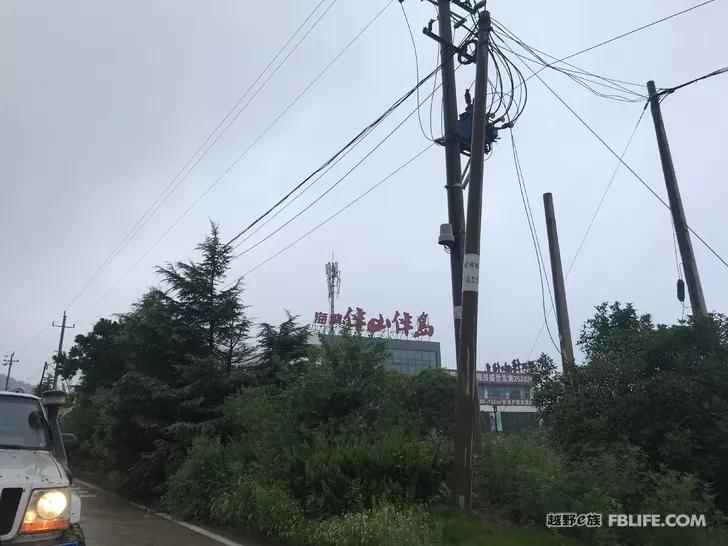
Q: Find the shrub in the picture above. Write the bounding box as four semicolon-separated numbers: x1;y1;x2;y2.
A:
286;428;451;517
474;431;728;546
474;430;567;524
210;476;305;541
636;469;726;546
165;436;233;520
308;503;444;546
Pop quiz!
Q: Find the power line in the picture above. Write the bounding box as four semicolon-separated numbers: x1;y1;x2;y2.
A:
75;0;395;322
657;66;728;97
240;144;435;278
233;74;443;258
509;129;562;357
550;0;717;66
399;0;434;142
226;62;444;249
514;0;719;88
526;107;647;359
566;108;648;278
526;66;728;271
492;25;645;103
64;0;336;310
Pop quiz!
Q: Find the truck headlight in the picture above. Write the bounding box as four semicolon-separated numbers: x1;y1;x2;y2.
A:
21;488;70;533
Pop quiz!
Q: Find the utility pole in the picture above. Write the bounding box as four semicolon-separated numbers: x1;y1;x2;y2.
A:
647;80;707;316
453;8;490;513
543;193;575;375
325;254;341;335
52;311;75;389
436;0;467;358
3;352;18;390
38;361;49;394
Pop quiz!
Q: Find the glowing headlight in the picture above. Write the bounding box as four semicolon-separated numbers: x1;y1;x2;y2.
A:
37;490;68;519
21;488;70;534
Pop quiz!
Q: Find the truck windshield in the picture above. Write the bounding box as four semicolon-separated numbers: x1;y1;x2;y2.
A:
0;396;50;450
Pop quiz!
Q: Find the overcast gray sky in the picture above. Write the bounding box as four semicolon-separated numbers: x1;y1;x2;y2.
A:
2;0;727;385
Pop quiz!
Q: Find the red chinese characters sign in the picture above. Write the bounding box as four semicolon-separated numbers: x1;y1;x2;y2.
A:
313;308;435;338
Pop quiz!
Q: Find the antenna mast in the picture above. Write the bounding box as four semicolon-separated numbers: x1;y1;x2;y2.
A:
325;253;341;335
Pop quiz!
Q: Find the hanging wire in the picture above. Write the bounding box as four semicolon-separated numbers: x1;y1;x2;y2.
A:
491;20;646;103
400;1;436;142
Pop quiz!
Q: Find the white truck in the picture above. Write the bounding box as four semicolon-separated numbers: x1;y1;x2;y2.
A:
0;390;85;545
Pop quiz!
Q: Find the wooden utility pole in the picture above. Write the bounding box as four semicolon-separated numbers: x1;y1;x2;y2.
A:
647;80;707;316
453;9;490;513
52;311;75;389
543;193;575;375
3;351;18;390
437;0;467;358
38;361;49;394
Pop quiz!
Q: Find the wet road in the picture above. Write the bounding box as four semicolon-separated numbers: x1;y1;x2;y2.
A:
75;482;265;546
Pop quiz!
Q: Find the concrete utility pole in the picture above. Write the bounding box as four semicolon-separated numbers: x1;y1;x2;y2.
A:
52;311;75;389
453;8;490;513
647;80;707;316
3;352;18;390
543;193;575;375
325;254;341;335
437;0;467;359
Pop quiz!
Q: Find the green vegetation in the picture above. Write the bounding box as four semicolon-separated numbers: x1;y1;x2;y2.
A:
61;225;728;545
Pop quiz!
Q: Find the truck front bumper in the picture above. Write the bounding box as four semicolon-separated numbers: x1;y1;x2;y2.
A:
6;524;85;546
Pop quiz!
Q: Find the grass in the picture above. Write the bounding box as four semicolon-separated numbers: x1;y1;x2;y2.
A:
442;511;585;546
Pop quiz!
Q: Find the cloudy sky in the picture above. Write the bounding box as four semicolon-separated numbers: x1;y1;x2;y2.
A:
2;0;727;385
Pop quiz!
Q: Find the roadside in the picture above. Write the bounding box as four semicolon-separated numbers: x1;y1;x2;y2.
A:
75;480;274;546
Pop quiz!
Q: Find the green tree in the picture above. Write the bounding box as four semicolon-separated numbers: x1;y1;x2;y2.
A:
61;318;125;392
534;302;728;510
252;312;311;387
157;222;251;373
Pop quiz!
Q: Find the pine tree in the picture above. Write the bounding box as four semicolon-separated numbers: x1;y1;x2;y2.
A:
156;222;251;372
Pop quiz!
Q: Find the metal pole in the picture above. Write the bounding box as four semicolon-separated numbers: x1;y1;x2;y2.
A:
543;193;575;375
437;0;467;359
647;81;707;316
454;9;490;513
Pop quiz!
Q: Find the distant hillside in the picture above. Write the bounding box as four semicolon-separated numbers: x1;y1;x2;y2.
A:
0;375;35;393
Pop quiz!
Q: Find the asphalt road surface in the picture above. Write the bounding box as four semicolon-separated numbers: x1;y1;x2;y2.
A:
76;482;267;546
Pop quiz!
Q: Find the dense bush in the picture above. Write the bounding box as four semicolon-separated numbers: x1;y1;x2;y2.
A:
535;304;728;510
473;430;726;546
210;477;305;542
474;430;567;524
285;428;451;517
165;436;236;520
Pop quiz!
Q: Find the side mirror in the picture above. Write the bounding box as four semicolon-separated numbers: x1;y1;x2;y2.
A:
41;390;68;409
62;433;78;449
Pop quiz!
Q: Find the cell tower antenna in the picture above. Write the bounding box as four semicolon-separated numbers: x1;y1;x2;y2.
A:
326;253;342;335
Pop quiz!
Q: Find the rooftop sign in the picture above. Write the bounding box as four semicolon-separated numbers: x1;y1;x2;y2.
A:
313;308;435;339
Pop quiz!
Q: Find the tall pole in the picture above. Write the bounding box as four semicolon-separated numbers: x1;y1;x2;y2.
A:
38;361;49;394
453;9;490;513
3;352;18;391
326;254;341;335
437;0;467;359
52;311;75;389
647;81;707;316
543;193;575;375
